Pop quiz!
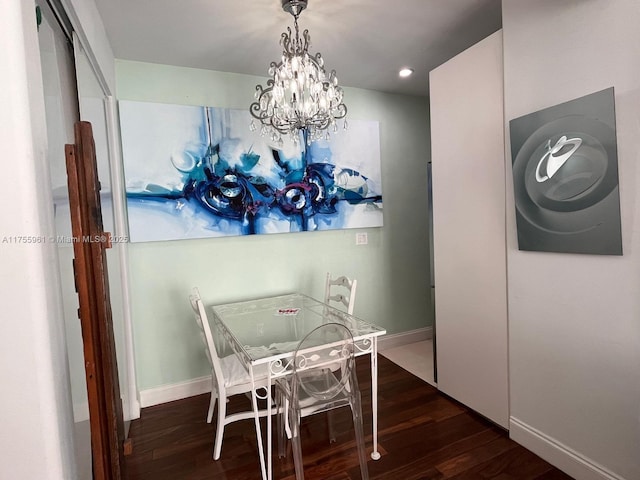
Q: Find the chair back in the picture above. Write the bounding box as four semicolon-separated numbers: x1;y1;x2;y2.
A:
189;288;225;389
324;273;357;315
292;323;356;402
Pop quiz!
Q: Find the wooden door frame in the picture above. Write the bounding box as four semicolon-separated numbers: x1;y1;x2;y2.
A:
66;121;126;479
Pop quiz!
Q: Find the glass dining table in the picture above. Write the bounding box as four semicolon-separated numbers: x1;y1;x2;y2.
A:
210;293;386;480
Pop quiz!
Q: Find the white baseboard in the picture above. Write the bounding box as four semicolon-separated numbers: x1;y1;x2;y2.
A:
378;326;433;351
510;417;626;480
139;375;212;408
128;394;141;421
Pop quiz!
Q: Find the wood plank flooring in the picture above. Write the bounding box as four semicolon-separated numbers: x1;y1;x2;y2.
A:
126;356;573;479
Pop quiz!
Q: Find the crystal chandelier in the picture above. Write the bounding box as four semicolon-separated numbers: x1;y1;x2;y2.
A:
249;0;347;146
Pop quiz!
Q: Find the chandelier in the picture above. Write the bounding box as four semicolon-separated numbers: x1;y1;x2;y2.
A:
249;0;347;146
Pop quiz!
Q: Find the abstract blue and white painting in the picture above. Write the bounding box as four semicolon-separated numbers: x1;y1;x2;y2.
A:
119;100;382;242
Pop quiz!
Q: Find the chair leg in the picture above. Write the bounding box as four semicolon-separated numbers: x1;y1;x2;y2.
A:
207;386;217;424
290;407;305;480
325;371;337;443
284;402;292;439
277;388;287;458
327;410;337;443
213;393;227;460
351;392;370;480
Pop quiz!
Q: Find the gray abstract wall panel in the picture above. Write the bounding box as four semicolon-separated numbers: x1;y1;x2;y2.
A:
509;87;622;255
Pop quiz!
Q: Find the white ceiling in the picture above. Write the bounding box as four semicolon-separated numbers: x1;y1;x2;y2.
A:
94;0;502;97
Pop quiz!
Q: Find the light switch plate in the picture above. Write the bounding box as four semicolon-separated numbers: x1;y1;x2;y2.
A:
356;232;368;245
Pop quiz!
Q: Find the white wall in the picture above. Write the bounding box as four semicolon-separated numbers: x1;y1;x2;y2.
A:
115;61;432;392
0;1;76;478
503;2;640;479
430;31;509;428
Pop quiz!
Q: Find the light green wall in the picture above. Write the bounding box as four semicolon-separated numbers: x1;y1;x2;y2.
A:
115;60;432;390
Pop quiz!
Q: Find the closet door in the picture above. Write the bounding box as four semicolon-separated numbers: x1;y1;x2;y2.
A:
430;30;509;428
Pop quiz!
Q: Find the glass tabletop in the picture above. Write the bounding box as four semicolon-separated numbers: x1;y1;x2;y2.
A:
211;293;386;364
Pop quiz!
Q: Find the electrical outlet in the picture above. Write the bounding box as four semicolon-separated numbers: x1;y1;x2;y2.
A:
356;232;368;245
256;323;264;336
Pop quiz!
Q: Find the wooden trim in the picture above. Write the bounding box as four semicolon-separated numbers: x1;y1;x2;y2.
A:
65;121;126;479
123;438;133;457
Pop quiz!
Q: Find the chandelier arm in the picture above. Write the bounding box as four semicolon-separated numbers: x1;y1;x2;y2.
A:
301;30;310;55
249;101;268;120
281;29;292;55
331;104;347;119
250;105;293;136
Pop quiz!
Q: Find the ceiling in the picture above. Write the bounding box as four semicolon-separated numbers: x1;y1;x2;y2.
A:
94;0;502;97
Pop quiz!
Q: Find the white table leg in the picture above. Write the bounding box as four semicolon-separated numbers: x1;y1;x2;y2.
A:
370;338;381;460
266;368;273;480
250;369;268;480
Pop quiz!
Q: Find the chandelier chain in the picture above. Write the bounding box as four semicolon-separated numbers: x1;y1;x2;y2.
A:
293;13;300;46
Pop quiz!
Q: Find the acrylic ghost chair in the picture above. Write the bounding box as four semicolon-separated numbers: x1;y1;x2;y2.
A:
324;273;357;315
189;287;275;460
275;323;369;480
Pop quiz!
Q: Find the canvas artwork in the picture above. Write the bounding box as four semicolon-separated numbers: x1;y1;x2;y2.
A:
118;101;382;242
509;87;622;255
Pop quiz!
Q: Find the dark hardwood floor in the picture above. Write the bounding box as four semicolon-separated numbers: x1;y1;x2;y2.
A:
126;356;573;479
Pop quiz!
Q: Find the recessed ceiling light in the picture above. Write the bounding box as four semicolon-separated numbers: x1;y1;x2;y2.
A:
399;68;414;78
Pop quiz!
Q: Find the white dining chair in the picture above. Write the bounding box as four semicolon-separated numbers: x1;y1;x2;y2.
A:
275;322;369;480
324;272;357;315
189;287;275;460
